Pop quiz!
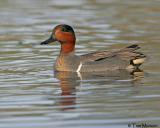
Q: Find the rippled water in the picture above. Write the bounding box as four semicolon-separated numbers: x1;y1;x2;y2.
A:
0;0;160;128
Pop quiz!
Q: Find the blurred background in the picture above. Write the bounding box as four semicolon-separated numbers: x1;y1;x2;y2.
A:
0;0;160;128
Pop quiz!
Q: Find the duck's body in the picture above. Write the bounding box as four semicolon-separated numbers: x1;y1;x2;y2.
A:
41;24;145;72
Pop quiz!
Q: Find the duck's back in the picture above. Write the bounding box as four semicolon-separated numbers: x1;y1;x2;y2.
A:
79;44;145;72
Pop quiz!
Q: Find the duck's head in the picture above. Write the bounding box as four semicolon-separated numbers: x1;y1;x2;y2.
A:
41;24;76;54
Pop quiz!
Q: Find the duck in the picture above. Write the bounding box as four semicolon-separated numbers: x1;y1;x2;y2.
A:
41;24;145;72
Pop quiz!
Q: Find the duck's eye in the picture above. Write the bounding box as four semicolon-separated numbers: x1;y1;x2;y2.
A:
61;27;68;32
61;25;73;32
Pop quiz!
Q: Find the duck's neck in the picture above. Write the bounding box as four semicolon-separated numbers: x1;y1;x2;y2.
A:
60;41;75;54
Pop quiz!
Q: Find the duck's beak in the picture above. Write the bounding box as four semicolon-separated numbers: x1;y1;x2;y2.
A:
40;36;57;45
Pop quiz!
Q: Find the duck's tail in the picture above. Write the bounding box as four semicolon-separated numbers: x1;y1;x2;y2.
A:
124;44;146;69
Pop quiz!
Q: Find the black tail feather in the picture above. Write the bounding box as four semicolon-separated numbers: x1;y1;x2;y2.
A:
127;44;140;49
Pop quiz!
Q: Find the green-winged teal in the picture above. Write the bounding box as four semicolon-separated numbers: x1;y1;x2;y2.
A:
41;24;145;72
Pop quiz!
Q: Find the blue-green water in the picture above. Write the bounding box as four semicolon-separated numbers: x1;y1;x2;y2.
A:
0;0;160;128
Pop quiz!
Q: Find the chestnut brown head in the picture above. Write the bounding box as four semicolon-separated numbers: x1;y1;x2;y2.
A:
41;24;76;54
41;24;76;45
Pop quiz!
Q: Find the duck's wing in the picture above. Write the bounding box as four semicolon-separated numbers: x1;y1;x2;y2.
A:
80;44;145;65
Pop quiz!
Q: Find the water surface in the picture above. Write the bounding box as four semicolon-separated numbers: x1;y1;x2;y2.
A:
0;0;160;128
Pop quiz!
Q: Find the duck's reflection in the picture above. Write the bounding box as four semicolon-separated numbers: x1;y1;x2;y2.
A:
54;69;144;111
55;71;80;111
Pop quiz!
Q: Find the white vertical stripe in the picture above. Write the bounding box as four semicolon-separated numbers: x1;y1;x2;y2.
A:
76;62;82;72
